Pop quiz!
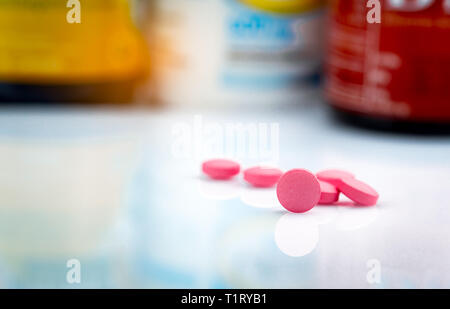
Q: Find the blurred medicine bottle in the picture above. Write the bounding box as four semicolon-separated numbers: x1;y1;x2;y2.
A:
145;0;326;106
326;0;450;133
0;0;148;103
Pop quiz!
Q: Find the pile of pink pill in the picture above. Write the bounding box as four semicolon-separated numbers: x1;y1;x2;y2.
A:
202;159;379;214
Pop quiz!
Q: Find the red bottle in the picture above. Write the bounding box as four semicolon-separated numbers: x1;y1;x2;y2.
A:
325;0;450;133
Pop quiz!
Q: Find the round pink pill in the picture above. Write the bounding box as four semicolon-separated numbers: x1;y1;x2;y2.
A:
243;166;283;188
276;169;321;214
318;180;340;205
202;159;240;180
337;177;379;206
316;169;355;186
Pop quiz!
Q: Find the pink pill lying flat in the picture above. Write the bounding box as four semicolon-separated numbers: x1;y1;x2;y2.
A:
337;177;379;206
244;166;283;188
316;169;355;186
276;169;321;213
202;159;240;180
318;180;340;205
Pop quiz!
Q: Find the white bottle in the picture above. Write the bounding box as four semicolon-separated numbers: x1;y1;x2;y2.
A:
147;0;325;106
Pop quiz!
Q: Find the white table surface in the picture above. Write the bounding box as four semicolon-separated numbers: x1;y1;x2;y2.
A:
0;100;449;288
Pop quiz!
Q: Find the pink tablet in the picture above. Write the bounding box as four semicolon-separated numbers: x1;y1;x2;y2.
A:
337;177;379;206
318;180;340;205
243;166;283;188
276;169;321;213
202;159;240;180
316;169;355;186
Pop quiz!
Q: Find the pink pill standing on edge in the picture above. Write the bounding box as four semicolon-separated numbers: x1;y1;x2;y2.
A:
202;159;240;180
276;169;321;213
243;166;283;188
337;177;379;206
316;169;355;186
318;180;340;205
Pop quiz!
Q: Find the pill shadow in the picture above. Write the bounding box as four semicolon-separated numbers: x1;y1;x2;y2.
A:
328;201;367;208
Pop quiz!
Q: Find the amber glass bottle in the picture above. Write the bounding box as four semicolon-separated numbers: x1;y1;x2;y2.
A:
0;0;147;103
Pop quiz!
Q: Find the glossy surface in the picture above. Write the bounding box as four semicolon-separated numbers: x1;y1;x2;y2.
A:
0;101;449;288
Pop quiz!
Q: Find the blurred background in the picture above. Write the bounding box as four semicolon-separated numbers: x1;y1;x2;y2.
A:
0;0;449;288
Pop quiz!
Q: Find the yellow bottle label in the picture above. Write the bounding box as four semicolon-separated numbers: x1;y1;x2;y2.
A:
239;0;325;14
0;0;146;84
